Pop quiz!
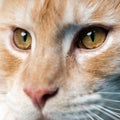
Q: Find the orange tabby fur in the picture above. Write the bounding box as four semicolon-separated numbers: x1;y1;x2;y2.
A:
0;0;120;120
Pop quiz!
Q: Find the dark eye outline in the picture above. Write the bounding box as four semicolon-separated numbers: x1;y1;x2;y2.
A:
12;28;32;51
72;25;109;51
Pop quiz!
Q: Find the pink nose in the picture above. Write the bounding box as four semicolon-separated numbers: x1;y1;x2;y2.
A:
24;88;58;109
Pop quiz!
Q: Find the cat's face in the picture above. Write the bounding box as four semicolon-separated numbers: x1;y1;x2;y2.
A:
0;0;120;120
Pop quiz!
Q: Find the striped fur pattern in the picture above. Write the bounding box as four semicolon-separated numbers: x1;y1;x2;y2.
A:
0;0;120;120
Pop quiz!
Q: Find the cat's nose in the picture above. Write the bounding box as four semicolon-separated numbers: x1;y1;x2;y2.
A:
24;88;58;109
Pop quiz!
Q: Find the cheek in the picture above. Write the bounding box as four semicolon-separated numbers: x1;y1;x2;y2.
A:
84;47;120;79
0;48;22;77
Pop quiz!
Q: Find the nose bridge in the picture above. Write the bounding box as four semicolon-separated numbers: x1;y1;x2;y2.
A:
23;44;63;88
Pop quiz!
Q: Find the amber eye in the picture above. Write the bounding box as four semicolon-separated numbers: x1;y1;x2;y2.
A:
76;27;108;49
13;28;32;50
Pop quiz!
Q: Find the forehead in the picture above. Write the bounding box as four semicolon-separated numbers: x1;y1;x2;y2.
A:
0;0;64;26
0;0;119;24
0;0;119;30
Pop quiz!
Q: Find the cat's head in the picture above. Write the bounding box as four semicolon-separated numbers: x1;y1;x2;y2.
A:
0;0;120;120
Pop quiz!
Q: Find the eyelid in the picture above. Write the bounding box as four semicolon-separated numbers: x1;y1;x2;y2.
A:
81;23;113;31
69;24;111;53
76;26;108;41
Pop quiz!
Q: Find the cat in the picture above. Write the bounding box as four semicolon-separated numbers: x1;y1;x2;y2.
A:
0;0;120;120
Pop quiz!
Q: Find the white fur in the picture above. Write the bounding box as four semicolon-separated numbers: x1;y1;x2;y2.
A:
63;0;74;24
0;0;4;8
75;34;113;63
5;32;28;60
76;2;98;22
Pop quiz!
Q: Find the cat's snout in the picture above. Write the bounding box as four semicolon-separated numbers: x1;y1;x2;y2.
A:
24;87;58;109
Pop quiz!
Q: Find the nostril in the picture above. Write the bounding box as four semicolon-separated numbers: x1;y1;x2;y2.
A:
24;88;58;110
42;88;58;104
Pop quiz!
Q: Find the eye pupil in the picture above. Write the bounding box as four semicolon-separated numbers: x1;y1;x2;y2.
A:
87;31;95;42
21;31;27;42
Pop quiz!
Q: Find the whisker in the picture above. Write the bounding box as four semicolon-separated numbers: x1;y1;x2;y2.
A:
95;105;120;120
97;105;120;118
104;106;120;112
97;92;120;95
91;113;104;120
86;113;95;120
102;98;120;103
84;107;104;120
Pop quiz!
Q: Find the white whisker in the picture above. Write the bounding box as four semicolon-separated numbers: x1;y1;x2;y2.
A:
104;106;120;112
84;107;104;120
102;98;120;103
95;105;120;120
86;113;95;120
97;105;120;118
91;113;104;120
97;92;120;95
